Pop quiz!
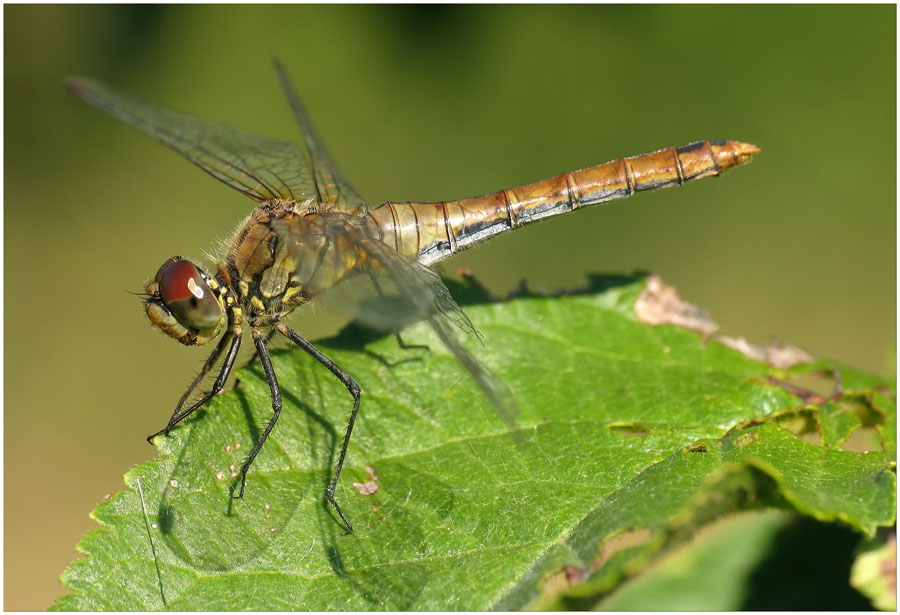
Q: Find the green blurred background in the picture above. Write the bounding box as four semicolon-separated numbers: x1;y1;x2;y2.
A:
5;5;895;610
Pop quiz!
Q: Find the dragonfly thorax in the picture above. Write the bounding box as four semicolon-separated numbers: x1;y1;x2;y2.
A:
222;205;377;327
144;256;227;346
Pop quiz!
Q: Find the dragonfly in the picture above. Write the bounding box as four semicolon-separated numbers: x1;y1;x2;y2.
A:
66;61;759;533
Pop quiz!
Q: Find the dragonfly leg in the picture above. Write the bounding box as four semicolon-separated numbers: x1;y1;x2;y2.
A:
367;272;431;353
393;329;430;353
276;321;360;534
147;330;242;443
235;327;283;500
244;326;278;365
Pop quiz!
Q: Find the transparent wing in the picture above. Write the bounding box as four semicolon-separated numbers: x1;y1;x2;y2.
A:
272;60;369;212
65;76;317;203
273;213;518;429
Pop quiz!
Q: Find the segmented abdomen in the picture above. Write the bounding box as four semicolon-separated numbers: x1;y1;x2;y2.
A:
368;139;759;266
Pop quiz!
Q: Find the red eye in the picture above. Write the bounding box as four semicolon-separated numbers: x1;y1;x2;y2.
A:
157;259;205;304
153;257;223;331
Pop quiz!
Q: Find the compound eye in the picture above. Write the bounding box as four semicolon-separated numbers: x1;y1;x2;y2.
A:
155;258;223;331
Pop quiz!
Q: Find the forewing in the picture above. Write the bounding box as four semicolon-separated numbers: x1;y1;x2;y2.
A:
274;214;518;429
65;76;317;203
273;61;368;212
361;238;519;430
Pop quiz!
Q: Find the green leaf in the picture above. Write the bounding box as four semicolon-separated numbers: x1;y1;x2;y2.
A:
597;510;792;610
596;510;881;611
53;274;896;610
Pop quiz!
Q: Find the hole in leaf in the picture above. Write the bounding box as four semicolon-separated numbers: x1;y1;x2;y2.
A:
833;396;886;452
788;373;838;398
540;565;587;595
843;397;885;428
818;395;887;452
684;441;709;453
768;369;841;404
596;527;652;569
773;409;822;445
841;427;884;453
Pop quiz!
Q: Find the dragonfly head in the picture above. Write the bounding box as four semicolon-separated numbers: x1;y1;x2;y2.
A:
144;256;225;346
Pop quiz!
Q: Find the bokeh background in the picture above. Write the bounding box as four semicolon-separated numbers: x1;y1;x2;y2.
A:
5;5;895;610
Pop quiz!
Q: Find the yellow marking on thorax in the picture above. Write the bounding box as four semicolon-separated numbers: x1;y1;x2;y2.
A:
282;284;304;305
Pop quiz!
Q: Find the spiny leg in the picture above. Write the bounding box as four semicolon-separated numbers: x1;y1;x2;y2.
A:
147;330;242;443
276;321;360;534
245;327;278;365
236;327;283;499
153;331;231;439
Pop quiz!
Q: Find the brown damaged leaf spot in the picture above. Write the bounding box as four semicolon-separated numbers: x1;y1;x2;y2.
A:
608;422;653;438
352;465;380;496
684;441;709;453
735;432;759;447
634;274;718;336
633;276;814;370
718;336;815;369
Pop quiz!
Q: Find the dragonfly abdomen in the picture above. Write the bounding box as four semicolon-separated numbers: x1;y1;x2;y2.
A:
370;139;759;266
